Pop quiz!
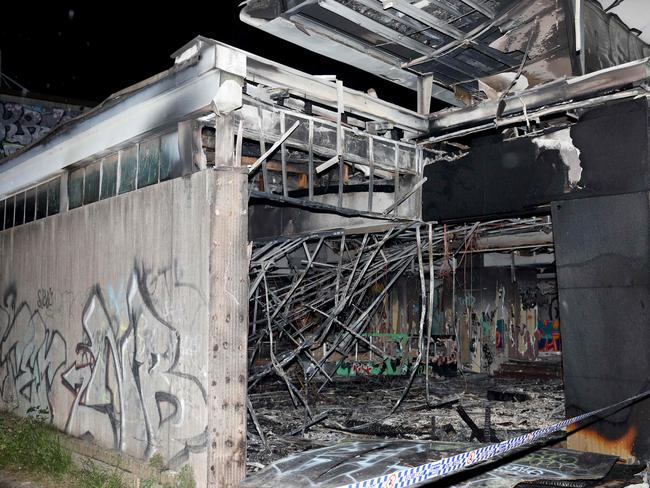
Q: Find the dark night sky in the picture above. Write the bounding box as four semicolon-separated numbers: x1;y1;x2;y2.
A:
0;3;417;109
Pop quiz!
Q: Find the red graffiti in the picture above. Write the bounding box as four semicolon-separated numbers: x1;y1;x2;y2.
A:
351;362;373;375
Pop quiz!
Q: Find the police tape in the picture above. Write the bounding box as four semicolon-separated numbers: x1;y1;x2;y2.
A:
334;389;650;488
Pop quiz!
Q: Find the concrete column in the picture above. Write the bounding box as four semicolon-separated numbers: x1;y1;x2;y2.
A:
416;74;434;115
206;77;249;485
207;160;249;487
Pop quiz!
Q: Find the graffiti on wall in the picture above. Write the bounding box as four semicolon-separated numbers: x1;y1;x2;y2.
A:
509;314;537;361
536;319;561;352
0;287;67;422
62;269;207;469
0;100;84;158
0;267;207;470
335;336;457;377
496;319;505;350
336;358;410;377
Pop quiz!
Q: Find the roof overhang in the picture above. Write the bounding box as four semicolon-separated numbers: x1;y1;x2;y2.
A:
0;42;245;199
0;36;432;198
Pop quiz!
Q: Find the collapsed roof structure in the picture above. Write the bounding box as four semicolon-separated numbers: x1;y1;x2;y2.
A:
241;0;650;109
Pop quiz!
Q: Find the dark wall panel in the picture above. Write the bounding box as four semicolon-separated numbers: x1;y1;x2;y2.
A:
422;98;650;222
571;99;649;196
552;192;650;288
553;193;650;462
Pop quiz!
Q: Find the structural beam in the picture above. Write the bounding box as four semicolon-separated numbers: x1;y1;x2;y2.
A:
208;164;249;487
417;74;434;114
320;0;438;54
429;57;650;134
458;0;495;19
244;52;437;130
239;13;461;109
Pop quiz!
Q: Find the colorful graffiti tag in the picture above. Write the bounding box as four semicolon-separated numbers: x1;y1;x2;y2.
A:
335;336;457;377
536;320;561;352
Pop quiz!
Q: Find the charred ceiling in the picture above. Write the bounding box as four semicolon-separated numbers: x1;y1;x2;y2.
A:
241;0;650;109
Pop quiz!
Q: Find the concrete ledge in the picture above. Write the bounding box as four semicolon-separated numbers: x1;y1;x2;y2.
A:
60;435;179;486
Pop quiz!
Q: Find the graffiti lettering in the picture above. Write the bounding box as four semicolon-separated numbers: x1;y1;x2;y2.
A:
36;288;54;309
0;290;67;421
351;362;373;376
0;101;82;158
62;270;207;469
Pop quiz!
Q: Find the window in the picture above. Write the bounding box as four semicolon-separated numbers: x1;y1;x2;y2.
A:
24;188;36;223
47;179;60;216
68;168;84;209
0;177;61;231
5;196;14;229
138;138;159;188
160;132;180;181
53;131;184;215
101;154;118;199
83;163;101;204
14;193;25;226
36;185;48;219
119;146;137;194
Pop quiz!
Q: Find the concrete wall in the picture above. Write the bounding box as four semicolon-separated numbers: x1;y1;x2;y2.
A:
0;170;214;484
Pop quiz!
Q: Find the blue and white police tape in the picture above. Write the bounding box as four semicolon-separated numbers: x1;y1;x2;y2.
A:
334;389;650;488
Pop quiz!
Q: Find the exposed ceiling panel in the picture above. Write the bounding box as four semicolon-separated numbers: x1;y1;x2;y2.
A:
241;0;650;109
240;0;569;105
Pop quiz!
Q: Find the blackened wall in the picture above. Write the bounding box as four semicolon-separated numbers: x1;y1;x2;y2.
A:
553;193;650;462
423;97;650;461
422;98;650;222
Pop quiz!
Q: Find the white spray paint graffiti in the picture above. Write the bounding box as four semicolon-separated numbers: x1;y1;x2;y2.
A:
0;267;207;471
61;270;207;469
0;290;67;422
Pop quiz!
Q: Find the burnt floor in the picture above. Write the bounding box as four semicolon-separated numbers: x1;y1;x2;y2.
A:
246;368;565;471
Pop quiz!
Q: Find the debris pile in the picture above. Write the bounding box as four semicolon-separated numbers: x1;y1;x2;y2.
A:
246;373;564;469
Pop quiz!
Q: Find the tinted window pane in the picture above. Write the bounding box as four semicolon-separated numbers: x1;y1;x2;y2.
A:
101;154;118;199
0;200;4;230
14;193;25;226
138;138;159;188
160;132;180;181
36;185;48;219
119;146;137;194
47;179;60;215
83;163;101;204
68;168;84;209
24;188;36;223
4;197;14;229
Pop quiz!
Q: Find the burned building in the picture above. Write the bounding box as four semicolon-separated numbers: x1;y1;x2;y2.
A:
0;1;649;487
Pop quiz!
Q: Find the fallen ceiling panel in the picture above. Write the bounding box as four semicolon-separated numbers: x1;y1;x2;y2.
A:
241;440;619;488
